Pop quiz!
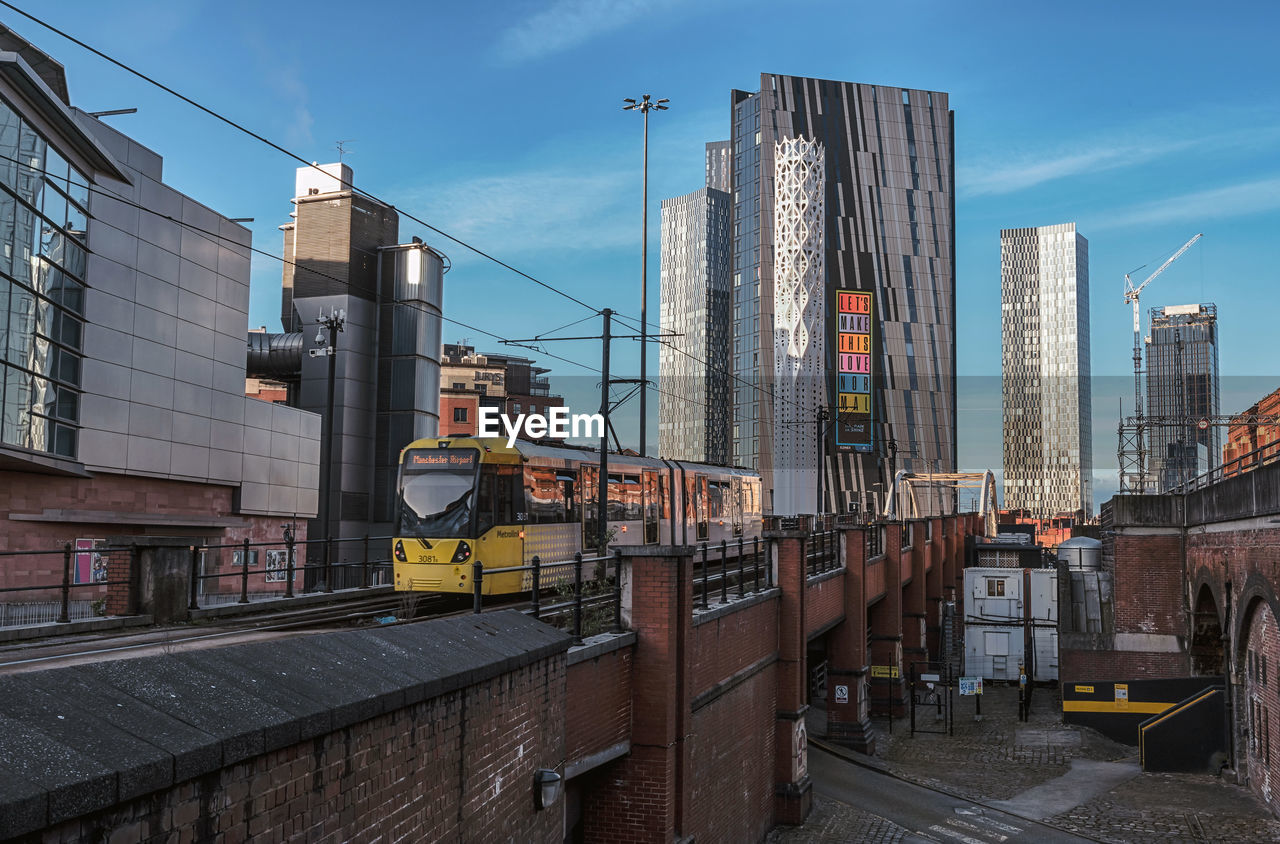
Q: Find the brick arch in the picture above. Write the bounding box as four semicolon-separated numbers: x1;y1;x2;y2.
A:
1190;580;1225;676
1191;566;1225;626
1233;573;1280;660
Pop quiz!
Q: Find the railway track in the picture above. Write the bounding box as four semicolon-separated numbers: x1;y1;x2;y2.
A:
0;592;458;674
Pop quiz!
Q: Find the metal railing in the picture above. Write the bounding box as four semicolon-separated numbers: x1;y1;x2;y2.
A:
0;543;129;627
187;531;394;610
697;536;770;610
1169;438;1280;494
806;530;841;576
475;550;624;646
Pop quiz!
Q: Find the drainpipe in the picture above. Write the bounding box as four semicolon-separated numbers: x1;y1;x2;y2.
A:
1222;579;1235;777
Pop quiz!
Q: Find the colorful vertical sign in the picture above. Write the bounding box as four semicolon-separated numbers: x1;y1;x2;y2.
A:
836;291;874;452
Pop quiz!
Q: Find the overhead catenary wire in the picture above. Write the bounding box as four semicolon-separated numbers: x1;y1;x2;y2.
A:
0;4;831;442
5;151;730;435
0;0;603;317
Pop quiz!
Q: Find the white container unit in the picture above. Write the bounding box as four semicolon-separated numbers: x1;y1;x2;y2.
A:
963;567;1058;682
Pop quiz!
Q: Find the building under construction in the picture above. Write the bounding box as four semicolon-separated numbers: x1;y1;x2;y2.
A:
1145;303;1219;491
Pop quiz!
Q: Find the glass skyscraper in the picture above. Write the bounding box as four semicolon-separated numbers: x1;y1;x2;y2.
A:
730;75;956;515
1000;223;1092;517
658;184;732;464
1146;303;1219;490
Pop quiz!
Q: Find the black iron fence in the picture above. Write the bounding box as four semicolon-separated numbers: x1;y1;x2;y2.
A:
696;536;771;610
806;530;840;576
475;551;624;645
0;543;130;626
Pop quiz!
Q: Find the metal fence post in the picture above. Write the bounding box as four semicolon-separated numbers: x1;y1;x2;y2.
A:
530;555;541;618
361;534;370;589
613;548;623;633
472;559;483;614
700;543;709;609
572;552;584;646
754;537;761;593
737;536;745;597
324;537;334;593
239;538;250;604
188;545;201;610
765;537;773;589
58;542;71;624
283;527;295;600
719;540;728;603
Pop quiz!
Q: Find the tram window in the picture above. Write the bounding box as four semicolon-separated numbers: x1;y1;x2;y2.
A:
559;472;578;522
608;473;643;521
707;481;724;520
696;475;709;540
526;466;565;524
643;471;659;543
476;464;522;534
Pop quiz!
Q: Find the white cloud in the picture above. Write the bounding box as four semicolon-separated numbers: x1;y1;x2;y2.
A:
961;138;1198;197
493;0;679;63
407;166;634;260
1089;175;1280;230
961;118;1280;198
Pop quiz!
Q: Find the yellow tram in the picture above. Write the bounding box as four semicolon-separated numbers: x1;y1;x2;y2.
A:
392;437;763;595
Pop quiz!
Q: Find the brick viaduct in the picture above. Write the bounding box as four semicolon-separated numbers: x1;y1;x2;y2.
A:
1063;460;1280;817
0;514;977;842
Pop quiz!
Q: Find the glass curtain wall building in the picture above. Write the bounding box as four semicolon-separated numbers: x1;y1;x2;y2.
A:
1000;223;1092;517
658;185;731;464
0;96;89;459
1146;303;1219;490
730;74;956;516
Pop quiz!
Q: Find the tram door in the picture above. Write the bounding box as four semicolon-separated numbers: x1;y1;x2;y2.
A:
643;470;660;543
731;477;744;536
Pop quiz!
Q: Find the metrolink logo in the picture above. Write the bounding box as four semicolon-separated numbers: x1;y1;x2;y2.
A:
477;407;604;447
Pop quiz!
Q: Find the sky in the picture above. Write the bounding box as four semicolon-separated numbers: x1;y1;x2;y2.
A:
19;0;1280;507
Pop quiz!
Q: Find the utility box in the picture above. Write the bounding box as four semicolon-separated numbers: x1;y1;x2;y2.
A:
964;567;1058;682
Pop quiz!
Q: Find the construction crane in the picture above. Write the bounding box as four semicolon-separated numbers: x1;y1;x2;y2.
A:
1123;233;1202;419
1118;233;1202;491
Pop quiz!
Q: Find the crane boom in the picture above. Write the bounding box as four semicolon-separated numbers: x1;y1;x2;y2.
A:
1118;232;1203;492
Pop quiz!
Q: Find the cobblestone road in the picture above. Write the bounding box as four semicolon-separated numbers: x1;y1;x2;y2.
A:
766;795;909;844
771;683;1280;842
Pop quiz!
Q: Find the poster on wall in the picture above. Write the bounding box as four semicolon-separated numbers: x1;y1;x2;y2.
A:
835;290;874;452
73;538;108;584
265;549;292;583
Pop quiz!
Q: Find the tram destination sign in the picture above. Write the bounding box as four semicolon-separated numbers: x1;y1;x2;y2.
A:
403;449;478;472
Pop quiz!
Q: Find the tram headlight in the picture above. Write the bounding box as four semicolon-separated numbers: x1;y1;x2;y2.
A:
394;540;407;563
451;541;472;563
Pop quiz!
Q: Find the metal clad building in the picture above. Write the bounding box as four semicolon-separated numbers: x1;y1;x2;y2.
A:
730;74;956;515
1000;223;1092;517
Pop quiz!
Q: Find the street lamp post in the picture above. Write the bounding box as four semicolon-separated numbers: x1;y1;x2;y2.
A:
313;307;345;591
623;94;667;457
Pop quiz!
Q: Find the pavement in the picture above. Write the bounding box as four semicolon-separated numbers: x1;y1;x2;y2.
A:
769;683;1280;843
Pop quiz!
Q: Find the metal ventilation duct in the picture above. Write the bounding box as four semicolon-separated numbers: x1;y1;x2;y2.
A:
246;331;304;379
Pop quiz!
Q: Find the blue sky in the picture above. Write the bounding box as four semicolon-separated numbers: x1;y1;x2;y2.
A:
23;0;1280;504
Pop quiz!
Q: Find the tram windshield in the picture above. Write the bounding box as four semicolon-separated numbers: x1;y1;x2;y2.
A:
398;449;479;536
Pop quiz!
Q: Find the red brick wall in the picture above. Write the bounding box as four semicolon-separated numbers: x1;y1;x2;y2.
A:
866;558;886;603
566;646;633;766
1060;647;1187;681
1113;533;1185;635
0;471;304;601
685;669;777;843
37;655;565;843
691;597;778;699
805;571;845;639
1242;598;1280;814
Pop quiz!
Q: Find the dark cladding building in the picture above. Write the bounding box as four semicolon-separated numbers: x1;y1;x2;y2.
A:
1145;302;1219;490
729;74;956;515
252;163;446;553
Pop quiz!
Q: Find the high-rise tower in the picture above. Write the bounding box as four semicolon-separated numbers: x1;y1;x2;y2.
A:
1146;303;1219;490
1000;223;1092;517
730;75;956;515
658;171;732;463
